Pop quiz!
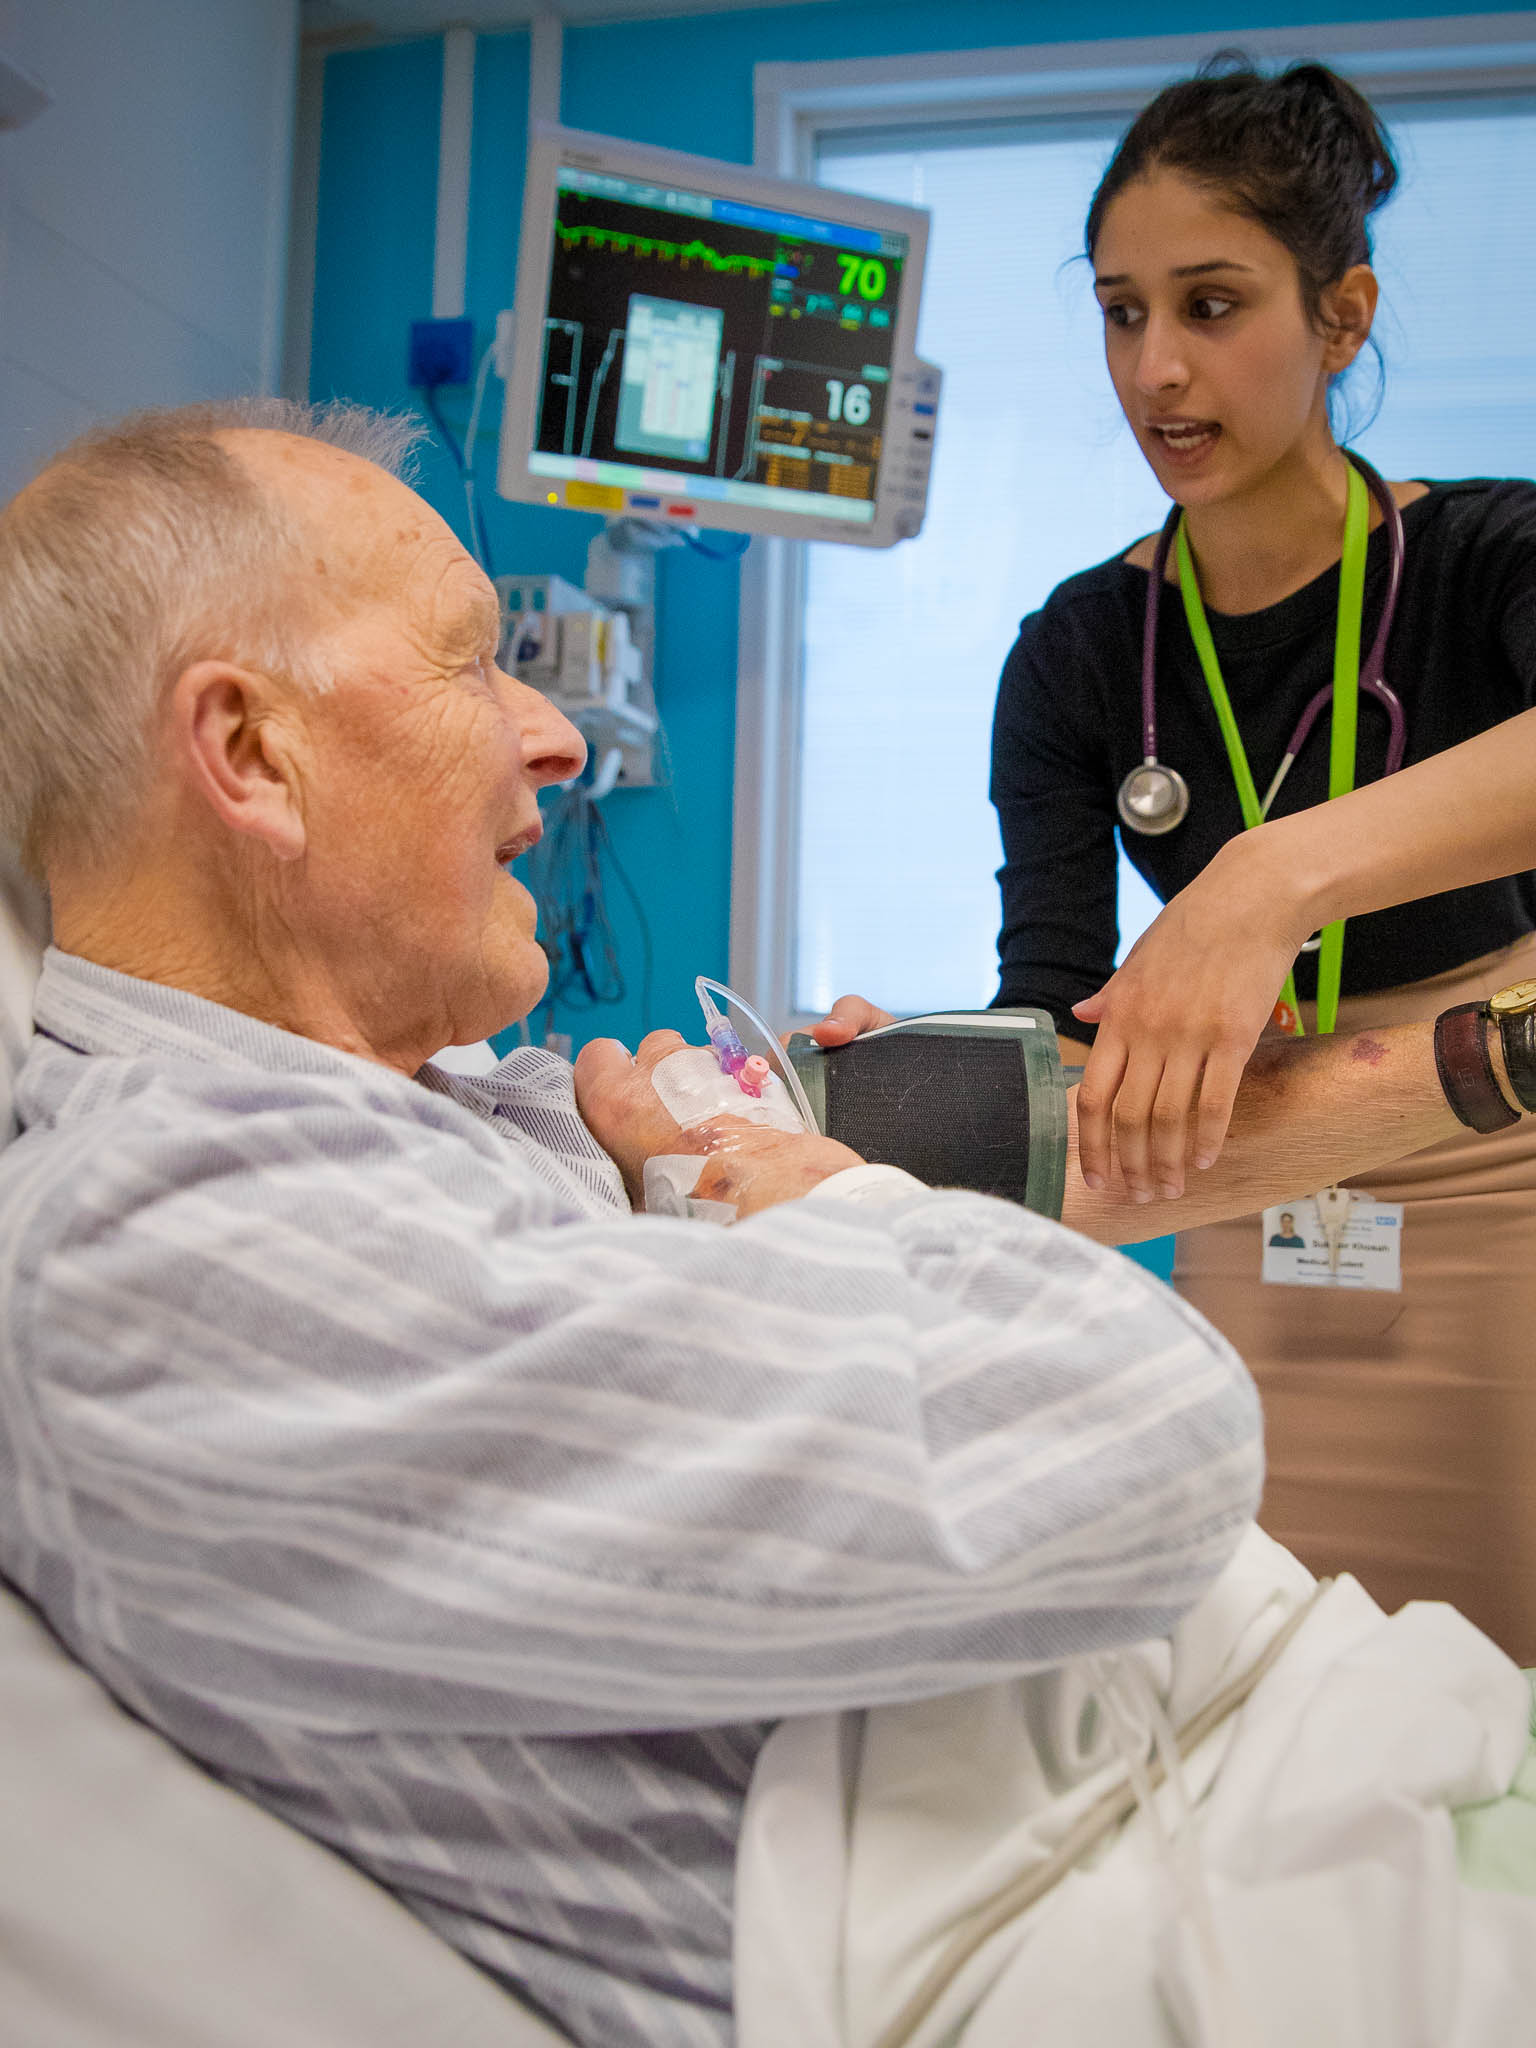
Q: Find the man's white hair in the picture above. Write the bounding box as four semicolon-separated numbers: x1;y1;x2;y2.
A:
0;396;425;870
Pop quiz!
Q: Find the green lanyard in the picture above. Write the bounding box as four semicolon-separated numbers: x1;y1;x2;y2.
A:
1173;461;1369;1037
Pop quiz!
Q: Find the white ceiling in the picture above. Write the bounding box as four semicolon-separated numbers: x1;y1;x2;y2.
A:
302;0;842;42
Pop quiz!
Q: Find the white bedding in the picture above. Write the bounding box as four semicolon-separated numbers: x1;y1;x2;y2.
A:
735;1527;1536;2048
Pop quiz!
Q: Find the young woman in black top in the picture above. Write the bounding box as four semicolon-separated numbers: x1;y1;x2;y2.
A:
817;59;1536;1658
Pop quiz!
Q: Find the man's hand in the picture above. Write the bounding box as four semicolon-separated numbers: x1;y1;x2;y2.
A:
575;1031;864;1218
801;993;896;1047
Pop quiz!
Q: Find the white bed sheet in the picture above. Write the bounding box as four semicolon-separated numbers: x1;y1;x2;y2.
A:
736;1526;1536;2048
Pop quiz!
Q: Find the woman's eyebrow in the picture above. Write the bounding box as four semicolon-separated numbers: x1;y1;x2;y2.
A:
1094;258;1256;289
1171;258;1256;278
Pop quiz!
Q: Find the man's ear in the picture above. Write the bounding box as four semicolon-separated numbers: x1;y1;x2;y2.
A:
1318;263;1379;376
171;660;307;860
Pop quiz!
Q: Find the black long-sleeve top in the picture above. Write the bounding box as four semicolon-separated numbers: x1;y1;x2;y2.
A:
990;478;1536;1042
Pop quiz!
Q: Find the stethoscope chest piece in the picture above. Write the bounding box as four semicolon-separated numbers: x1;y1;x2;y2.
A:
1124;453;1407;838
1117;761;1190;835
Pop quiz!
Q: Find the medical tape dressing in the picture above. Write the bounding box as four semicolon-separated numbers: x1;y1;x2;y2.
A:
640;978;815;1224
649;1045;804;1132
642;1046;806;1224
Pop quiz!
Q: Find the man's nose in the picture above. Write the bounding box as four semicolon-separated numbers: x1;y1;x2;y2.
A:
1133;311;1188;395
514;680;586;786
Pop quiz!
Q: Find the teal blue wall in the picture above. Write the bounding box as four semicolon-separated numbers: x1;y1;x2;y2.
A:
310;0;1523;1058
1121;1235;1177;1283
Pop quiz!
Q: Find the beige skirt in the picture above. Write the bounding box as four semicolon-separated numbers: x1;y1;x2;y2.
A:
1174;931;1536;1664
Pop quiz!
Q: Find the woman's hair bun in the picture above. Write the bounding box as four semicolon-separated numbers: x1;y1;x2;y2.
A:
1085;54;1399;314
1271;59;1398;211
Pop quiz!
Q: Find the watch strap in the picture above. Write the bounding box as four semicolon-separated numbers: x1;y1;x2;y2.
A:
1434;1001;1521;1134
1494;1004;1536;1114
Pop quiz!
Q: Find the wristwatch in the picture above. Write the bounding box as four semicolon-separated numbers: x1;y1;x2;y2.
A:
1488;978;1536;1112
1434;979;1536;1132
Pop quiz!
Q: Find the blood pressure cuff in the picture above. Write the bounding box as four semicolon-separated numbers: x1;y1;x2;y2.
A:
785;1010;1067;1220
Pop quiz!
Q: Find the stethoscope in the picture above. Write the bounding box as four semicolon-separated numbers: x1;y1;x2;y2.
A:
1117;453;1408;836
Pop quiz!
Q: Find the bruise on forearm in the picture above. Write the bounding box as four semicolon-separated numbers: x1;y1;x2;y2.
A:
1062;1022;1461;1246
1243;1024;1389;1083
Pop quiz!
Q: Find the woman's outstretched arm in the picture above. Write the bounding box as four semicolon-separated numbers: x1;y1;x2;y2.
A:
1072;705;1536;1201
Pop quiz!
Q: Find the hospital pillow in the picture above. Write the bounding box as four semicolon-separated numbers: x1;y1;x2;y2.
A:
0;1582;568;2048
0;844;45;1147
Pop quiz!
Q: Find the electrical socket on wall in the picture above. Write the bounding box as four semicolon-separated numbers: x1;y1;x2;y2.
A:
407;316;474;388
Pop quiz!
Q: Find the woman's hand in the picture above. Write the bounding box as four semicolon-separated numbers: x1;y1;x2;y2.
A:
1071;842;1312;1201
800;994;896;1047
1073;705;1536;1200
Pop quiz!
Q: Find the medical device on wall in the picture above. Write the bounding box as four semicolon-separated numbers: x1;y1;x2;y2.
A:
497;124;939;546
496;555;659;790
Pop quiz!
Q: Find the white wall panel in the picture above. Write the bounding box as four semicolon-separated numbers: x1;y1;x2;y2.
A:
0;0;298;497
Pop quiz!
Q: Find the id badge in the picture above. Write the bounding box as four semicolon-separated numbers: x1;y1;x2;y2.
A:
1260;1193;1404;1292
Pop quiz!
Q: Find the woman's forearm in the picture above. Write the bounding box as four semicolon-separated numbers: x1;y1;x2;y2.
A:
1239;707;1536;942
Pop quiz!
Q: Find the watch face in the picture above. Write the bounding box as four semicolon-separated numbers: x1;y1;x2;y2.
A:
1489;978;1536;1018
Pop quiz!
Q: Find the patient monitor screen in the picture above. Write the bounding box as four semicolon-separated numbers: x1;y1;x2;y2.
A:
531;163;912;527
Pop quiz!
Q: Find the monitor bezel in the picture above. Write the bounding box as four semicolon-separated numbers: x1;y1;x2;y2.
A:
497;123;931;548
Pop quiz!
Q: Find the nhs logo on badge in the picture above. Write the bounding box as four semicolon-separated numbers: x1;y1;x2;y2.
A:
1375;1213;1398;1227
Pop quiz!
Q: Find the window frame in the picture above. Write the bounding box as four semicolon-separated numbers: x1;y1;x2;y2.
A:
730;12;1536;1026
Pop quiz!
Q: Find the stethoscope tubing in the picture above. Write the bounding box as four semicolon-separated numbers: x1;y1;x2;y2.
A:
1133;452;1408;823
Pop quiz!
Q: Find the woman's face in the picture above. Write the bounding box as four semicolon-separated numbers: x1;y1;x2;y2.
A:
1092;168;1361;509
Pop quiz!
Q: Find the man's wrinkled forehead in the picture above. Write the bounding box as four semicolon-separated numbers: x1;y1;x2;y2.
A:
218;426;497;651
218;428;426;587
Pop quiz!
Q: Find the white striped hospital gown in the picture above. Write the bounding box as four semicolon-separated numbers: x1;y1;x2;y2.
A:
0;949;1262;2046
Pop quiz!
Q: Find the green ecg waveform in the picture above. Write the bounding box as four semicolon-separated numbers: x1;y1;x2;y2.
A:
556;222;778;278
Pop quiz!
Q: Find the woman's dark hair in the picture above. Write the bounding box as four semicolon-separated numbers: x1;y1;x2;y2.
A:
1084;55;1398;331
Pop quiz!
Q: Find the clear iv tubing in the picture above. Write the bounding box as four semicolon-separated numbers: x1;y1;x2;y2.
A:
694;975;818;1135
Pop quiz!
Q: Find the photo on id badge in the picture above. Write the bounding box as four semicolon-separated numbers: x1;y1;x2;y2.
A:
1261;1194;1404;1291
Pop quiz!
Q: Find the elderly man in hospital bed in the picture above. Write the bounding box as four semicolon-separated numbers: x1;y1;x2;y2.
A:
0;400;1533;2048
